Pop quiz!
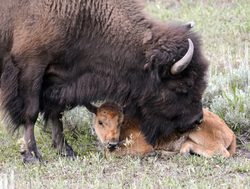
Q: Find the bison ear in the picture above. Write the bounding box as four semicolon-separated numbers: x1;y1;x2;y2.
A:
143;54;157;71
150;65;161;83
85;103;97;114
143;29;153;44
157;64;171;80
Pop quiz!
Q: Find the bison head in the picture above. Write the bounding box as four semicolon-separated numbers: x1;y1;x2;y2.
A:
138;23;208;145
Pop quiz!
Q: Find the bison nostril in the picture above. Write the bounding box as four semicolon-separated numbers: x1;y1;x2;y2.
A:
107;142;119;150
195;118;203;125
193;111;203;125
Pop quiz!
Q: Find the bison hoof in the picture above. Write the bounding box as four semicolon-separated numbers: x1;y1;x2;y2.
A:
22;151;42;164
60;143;76;158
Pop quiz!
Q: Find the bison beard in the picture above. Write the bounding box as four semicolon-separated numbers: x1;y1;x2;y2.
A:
0;0;208;162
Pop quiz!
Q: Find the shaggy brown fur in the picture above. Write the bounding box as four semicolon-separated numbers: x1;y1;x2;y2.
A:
91;103;236;157
0;0;208;162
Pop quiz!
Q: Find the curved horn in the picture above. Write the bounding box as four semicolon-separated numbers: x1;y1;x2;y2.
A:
186;21;195;29
170;38;194;75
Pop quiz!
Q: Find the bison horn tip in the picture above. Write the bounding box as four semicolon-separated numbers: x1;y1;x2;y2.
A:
186;21;195;29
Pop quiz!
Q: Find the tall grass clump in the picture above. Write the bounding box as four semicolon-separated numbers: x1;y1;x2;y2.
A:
62;107;98;155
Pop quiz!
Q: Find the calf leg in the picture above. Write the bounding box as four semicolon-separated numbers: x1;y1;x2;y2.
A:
217;145;230;158
180;139;214;157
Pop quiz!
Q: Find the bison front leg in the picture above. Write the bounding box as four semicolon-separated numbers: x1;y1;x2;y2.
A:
20;124;42;163
47;113;75;157
19;93;43;163
0;54;43;163
13;56;48;163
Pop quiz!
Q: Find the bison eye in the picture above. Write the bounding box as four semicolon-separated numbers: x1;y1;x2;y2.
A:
98;120;103;126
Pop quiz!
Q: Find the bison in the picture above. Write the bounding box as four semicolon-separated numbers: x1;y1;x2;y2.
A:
0;0;208;162
89;102;236;157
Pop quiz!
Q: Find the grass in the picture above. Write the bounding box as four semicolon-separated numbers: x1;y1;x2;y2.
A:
0;0;250;188
0;154;250;188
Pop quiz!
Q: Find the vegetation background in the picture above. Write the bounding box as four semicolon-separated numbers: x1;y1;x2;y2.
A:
0;0;249;188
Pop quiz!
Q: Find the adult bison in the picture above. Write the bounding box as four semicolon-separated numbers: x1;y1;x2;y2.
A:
0;0;208;162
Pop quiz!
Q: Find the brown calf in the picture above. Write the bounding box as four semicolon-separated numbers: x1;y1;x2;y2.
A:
90;102;236;157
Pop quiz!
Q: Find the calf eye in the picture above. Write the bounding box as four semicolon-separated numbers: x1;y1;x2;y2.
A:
98;120;103;126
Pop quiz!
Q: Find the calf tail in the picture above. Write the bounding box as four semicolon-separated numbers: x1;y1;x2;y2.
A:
227;134;237;156
0;55;24;132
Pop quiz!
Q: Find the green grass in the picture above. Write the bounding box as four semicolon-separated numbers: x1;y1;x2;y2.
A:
1;0;250;188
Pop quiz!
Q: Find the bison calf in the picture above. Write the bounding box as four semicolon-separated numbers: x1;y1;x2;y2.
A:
89;102;236;158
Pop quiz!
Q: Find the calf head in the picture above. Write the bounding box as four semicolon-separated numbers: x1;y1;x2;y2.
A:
88;102;124;150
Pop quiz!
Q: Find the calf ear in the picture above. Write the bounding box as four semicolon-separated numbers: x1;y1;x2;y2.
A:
85;103;97;114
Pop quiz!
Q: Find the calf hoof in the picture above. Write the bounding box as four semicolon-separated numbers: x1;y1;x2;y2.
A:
145;151;159;157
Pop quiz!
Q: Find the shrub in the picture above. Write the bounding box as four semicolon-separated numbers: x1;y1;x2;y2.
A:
203;45;250;142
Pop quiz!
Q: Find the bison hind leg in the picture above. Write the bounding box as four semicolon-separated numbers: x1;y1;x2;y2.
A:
2;53;49;162
45;111;75;158
0;55;25;130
